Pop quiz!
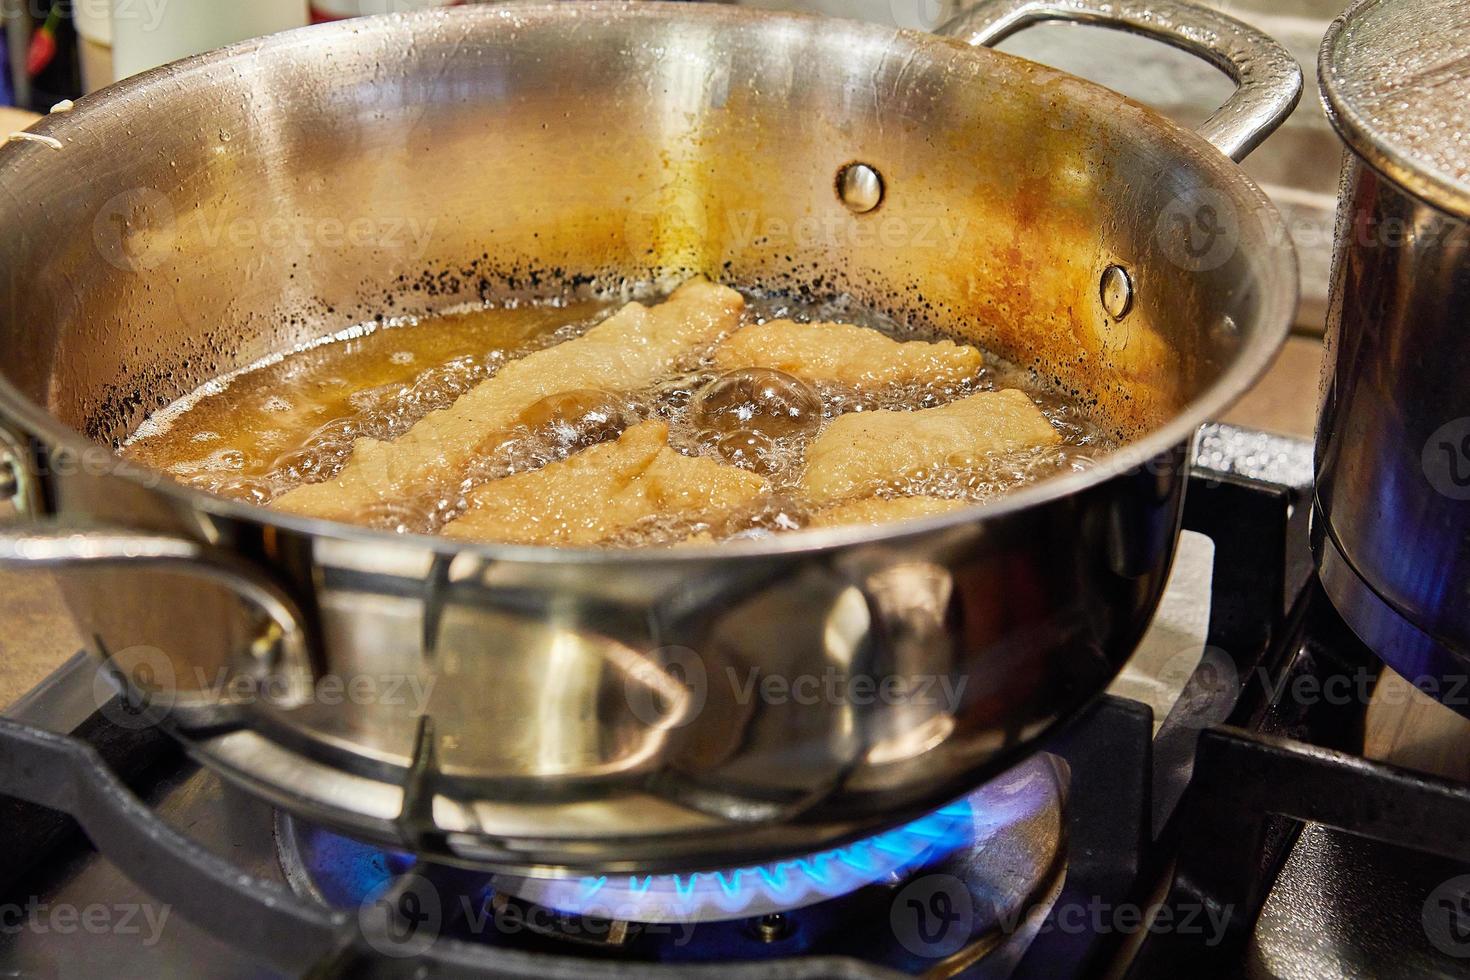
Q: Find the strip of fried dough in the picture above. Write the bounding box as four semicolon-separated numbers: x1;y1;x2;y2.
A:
713;319;982;388
801;389;1061;502
441;420;767;546
809;496;969;528
273;279;745;522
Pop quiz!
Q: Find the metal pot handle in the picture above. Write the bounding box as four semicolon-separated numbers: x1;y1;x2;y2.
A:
938;0;1302;162
0;441;315;712
3;426;310;681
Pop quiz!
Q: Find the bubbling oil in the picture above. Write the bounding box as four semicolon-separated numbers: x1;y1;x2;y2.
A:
123;290;1110;543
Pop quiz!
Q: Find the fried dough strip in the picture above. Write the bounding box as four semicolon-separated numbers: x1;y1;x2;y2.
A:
714;319;982;388
801;389;1062;502
274;279;744;522
442;420;767;546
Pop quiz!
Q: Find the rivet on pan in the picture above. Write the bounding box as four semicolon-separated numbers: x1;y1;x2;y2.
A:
1100;265;1134;320
838;163;885;214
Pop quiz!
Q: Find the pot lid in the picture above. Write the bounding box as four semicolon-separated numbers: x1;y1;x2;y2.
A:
1320;0;1470;217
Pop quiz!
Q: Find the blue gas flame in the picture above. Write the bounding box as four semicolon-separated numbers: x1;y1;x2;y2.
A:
500;797;979;923
297;796;978;925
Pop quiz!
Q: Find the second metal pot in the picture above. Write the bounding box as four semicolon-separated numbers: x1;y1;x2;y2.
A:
1313;0;1470;710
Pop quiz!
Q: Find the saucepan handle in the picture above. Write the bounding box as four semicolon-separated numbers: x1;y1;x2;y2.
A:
0;434;315;713
0;525;316;714
938;0;1302;162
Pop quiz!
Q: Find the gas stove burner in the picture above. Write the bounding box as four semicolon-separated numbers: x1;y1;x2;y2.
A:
278;754;1068;950
489;799;979;924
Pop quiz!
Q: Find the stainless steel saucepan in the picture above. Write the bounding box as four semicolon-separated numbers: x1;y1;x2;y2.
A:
0;0;1299;874
1313;0;1470;711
